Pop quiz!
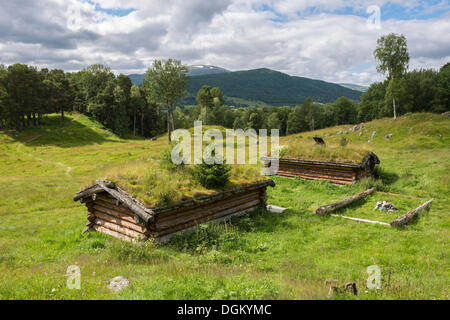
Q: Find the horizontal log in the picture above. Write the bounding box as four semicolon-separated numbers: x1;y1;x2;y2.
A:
95;198;135;216
277;169;355;182
92;224;134;242
155;205;260;243
94;218;145;240
330;214;390;226
155;194;261;230
156;191;260;222
94;211;148;234
390;199;434;227
277;157;362;168
74;187;105;201
314;188;375;215
93;204;138;224
279;163;356;174
155;200;261;238
276;172;354;185
278;170;355;181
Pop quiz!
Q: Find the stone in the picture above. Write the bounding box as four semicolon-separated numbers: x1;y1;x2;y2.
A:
371;131;376;138
374;201;398;212
359;132;363;136
385;134;393;140
337;131;343;135
108;276;130;293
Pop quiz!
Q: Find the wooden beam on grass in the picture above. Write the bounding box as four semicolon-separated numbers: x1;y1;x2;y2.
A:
314;188;375;216
390;199;434;227
330;214;391;226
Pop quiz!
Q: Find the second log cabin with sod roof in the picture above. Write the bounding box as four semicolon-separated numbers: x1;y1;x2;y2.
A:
74;179;275;243
261;152;380;185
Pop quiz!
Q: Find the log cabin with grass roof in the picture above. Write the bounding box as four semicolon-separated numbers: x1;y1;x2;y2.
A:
74;168;275;243
263;135;380;184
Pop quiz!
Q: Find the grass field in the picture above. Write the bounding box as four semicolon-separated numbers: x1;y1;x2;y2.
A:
0;112;448;299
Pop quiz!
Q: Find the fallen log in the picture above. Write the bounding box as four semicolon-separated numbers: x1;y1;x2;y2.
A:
314;188;375;216
330;214;390;226
390;199;434;227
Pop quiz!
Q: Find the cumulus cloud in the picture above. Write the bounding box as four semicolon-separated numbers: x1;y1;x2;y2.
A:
0;0;448;84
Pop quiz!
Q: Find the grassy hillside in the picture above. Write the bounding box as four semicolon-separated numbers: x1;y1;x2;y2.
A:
185;68;362;106
0;113;448;299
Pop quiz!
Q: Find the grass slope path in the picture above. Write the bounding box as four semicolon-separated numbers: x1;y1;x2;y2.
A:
0;112;448;300
14;114;84;175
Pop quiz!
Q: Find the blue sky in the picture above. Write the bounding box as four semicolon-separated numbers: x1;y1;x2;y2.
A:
256;0;449;21
0;0;449;85
87;1;135;17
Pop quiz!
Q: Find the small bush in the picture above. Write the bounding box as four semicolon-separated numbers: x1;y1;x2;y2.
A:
339;136;348;147
192;159;231;189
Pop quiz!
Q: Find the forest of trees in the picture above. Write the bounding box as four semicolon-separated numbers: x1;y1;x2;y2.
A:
0;60;448;138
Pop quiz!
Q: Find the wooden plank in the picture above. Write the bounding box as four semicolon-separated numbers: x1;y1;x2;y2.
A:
93;211;148;234
390;199;434;227
314;188;375;215
92;224;134;242
330;214;390;226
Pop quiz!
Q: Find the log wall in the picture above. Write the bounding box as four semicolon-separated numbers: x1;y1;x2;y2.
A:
266;155;379;185
82;192;150;242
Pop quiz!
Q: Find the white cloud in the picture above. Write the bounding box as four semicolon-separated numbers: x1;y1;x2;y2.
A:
0;0;448;85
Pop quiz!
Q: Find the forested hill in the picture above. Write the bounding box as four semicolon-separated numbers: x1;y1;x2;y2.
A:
186;68;362;106
130;68;362;106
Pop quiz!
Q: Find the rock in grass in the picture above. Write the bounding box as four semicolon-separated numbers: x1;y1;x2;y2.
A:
385;134;393;140
108;276;130;293
374;201;398;212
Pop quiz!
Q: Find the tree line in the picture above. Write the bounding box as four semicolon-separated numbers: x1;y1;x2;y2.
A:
1;34;448;139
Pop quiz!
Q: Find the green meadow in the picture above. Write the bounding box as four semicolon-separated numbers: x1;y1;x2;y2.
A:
0;112;448;299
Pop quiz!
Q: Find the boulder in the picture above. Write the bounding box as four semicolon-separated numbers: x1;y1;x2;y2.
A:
385;134;393;140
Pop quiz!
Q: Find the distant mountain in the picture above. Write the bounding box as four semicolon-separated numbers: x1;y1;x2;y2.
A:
185;68;362;106
128;65;229;86
129;68;362;106
188;65;230;76
339;83;368;92
128;74;146;86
